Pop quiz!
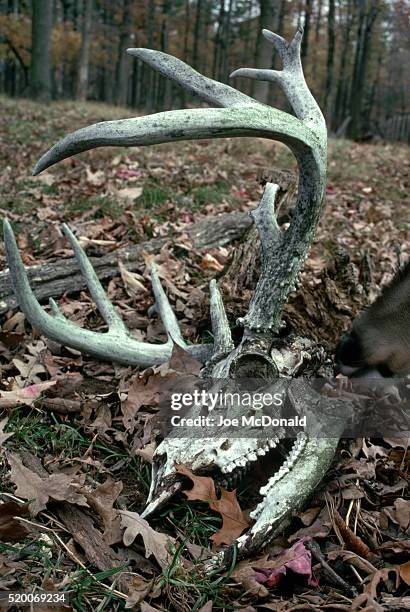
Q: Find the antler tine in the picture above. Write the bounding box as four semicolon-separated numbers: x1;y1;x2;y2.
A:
209;279;234;358
32;106;313;176
2;220;214;366
126;48;258;109
230;26;326;140
150;262;186;348
62;224;128;334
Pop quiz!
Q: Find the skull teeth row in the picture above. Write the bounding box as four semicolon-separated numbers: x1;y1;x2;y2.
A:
219;437;280;474
249;434;307;520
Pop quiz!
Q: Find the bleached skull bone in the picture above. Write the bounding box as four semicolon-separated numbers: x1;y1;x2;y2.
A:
143;338;326;520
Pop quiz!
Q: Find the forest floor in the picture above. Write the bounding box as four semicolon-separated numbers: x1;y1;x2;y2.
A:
0;96;409;611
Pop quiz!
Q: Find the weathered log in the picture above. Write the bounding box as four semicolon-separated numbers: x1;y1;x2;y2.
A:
0;211;252;316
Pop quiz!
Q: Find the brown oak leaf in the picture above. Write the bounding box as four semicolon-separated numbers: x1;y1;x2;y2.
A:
8;454;88;516
176;463;249;546
120;509;176;569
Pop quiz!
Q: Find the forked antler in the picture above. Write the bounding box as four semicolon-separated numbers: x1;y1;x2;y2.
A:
3;26;326;367
3;221;212;366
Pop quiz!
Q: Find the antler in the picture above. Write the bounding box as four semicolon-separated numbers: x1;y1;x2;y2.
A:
3;220;210;366
4;26;326;366
230;26;327;333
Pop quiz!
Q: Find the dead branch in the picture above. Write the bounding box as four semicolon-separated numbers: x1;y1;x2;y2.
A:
0;211;251;316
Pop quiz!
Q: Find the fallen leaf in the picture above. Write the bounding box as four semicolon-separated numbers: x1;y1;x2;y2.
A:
116;185;143;204
88;404;112;436
122;373;160;433
84;477;123;545
0;330;24;348
399;560;410;586
231;558;269;598
366;567;400;599
120;510;176;569
119;261;148;297
200;253;224;272
288;507;332;542
252;538;317;588
383;498;410;535
176;464;249;546
125;574;154;608
169;344;202;376
35;170;55;186
0;502;30;541
12;349;47;386
86;167;105;186
198;602;213;612
8;454;88;516
0;381;56;409
135;441;156;464
327;549;378;575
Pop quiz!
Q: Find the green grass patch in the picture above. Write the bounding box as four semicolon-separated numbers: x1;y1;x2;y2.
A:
68;194;123;218
188;180;231;208
135;180;176;210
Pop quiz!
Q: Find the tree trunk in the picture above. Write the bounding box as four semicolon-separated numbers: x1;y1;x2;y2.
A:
116;0;133;106
192;0;203;71
183;0;190;63
254;0;276;103
301;0;314;63
324;0;335;123
144;0;156;113
221;0;233;82
76;0;92;101
212;0;224;80
347;0;379;139
31;0;52;102
312;0;323;82
333;0;353;131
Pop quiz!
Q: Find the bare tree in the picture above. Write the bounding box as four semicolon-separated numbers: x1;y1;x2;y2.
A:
116;0;133;106
301;0;314;62
324;0;335;121
253;0;277;103
76;0;92;101
31;0;52;102
347;0;380;139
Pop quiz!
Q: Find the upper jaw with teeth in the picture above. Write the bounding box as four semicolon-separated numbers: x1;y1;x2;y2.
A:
143;423;339;560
